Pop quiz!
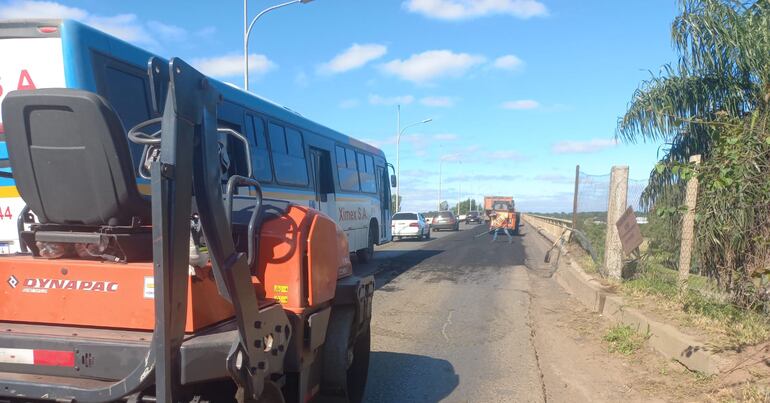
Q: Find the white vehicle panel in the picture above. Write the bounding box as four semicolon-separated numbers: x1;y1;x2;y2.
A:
0;37;66;254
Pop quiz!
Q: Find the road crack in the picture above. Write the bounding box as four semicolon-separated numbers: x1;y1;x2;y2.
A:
525;289;549;403
441;310;454;342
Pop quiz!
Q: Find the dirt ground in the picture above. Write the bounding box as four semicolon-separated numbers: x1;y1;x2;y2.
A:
532;237;770;402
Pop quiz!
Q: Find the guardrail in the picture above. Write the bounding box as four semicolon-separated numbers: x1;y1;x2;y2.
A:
522;214;604;274
521;214;572;242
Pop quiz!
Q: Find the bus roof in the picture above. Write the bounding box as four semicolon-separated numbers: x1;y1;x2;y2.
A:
1;19;385;158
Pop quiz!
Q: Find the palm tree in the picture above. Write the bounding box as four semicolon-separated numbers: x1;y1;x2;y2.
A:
618;0;770;302
618;0;770;207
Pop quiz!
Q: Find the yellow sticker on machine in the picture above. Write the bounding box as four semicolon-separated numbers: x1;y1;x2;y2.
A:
275;295;289;304
273;285;289;293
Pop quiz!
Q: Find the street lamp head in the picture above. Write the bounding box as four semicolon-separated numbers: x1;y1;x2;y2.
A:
300;0;314;3
421;118;433;123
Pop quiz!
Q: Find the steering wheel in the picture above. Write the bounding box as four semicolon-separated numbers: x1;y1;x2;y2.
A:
127;117;163;145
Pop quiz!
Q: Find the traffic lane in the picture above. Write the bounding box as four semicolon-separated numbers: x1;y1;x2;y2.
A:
352;222;484;279
364;223;544;402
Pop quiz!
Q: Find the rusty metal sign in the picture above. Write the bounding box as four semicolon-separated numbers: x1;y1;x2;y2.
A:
616;206;643;255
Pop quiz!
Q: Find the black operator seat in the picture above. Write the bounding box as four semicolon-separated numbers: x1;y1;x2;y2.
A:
1;88;150;226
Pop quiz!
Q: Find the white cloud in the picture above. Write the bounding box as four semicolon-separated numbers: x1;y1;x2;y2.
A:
381;50;486;84
489;150;525;160
196;26;217;38
534;174;573;184
0;1;157;46
420;96;457;107
493;54;524;71
501;99;540;110
0;1;227;50
441;152;462;162
403;0;548;21
339;98;360;109
192;53;276;79
295;71;309;87
432;133;458;141
368;94;415;105
0;0;87;19
319;43;387;74
362;135;404;148
147;20;186;42
551;138;619;154
446;174;521;182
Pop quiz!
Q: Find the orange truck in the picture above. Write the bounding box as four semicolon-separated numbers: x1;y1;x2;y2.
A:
484;196;520;235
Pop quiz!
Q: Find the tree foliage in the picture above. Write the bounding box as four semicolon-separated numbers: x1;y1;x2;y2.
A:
618;0;770;306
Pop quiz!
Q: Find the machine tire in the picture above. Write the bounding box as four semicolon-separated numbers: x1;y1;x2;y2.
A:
356;226;376;263
321;306;371;403
513;213;521;235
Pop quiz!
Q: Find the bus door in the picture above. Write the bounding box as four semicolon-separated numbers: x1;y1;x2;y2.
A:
309;148;336;218
376;165;392;241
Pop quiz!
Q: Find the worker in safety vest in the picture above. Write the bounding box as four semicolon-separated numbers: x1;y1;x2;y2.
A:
488;211;514;243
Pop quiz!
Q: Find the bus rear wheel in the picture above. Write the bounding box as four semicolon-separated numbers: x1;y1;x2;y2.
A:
356;226;375;263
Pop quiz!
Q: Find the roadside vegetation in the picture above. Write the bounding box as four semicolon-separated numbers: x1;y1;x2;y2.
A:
603;324;649;355
624;258;770;348
617;0;770;312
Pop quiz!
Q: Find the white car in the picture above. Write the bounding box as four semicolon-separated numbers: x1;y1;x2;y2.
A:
391;212;430;241
458;214;467;221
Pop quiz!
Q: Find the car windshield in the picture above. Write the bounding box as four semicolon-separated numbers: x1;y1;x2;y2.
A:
468;212;478;217
438;212;454;218
423;212;437;218
393;213;418;220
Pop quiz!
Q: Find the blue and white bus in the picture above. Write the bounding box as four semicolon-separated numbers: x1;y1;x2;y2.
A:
0;19;393;259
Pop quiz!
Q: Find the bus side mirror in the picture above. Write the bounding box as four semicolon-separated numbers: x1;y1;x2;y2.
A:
390;174;397;187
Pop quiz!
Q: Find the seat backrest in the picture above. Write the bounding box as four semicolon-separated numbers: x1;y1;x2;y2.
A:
1;88;149;226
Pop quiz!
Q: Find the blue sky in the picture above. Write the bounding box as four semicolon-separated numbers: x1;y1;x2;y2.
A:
0;0;678;212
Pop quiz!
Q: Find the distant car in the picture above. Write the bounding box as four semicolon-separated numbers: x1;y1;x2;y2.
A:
457;214;467;221
391;212;430;241
466;211;482;224
431;211;459;231
422;211;438;225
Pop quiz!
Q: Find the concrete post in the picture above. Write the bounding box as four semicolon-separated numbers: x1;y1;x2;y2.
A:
604;165;629;281
678;155;701;290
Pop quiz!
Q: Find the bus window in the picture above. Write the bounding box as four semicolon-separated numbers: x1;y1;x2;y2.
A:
357;152;376;193
356;153;366;172
268;123;287;154
335;146;347;168
218;120;249;179
337;146;360;192
286;128;304;157
366;155;375;174
245;114;272;182
93;55;153;170
345;149;357;170
268;122;308;186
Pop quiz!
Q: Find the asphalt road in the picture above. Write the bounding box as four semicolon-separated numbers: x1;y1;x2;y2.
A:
353;223;667;403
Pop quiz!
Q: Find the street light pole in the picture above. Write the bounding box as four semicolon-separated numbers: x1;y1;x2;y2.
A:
244;0;314;91
438;157;444;211
395;107;431;212
456;160;462;215
396;105;400;212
